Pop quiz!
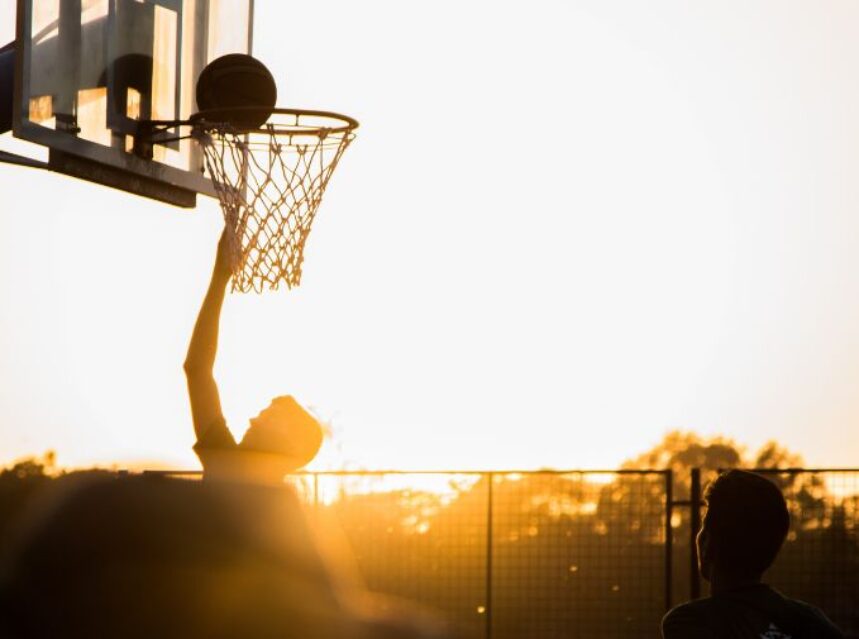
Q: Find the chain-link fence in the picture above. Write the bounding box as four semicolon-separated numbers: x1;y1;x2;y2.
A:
288;470;672;639
138;466;857;638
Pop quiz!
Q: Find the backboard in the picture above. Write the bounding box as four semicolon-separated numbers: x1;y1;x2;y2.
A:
8;0;253;207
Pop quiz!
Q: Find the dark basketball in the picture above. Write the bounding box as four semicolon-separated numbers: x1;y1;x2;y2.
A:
195;54;277;129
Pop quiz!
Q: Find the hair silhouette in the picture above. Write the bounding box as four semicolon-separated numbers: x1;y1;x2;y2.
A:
701;469;790;579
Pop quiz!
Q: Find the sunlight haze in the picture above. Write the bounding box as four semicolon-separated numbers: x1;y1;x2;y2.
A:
1;0;859;471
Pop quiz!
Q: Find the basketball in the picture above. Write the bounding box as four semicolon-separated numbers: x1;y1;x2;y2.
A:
195;53;278;129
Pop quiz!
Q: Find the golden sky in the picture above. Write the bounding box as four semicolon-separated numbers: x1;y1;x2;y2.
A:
1;0;859;471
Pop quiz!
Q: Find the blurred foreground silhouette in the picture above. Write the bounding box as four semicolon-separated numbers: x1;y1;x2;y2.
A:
0;473;447;639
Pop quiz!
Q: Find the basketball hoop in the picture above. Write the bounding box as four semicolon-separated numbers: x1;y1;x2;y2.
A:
123;52;358;292
191;107;358;293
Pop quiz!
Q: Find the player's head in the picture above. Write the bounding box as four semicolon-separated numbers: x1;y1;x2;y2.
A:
239;395;323;473
697;470;790;582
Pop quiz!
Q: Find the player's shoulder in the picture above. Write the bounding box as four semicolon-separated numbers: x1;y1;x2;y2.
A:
194;417;237;451
663;587;843;639
753;585;842;637
780;595;844;638
661;599;717;639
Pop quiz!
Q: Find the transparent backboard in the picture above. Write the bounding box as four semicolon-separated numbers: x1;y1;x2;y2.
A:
13;0;253;206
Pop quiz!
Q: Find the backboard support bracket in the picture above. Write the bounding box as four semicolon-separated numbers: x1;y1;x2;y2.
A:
49;149;196;208
0;148;48;170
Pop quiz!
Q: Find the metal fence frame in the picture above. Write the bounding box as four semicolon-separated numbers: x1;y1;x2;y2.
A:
143;466;858;637
298;468;674;638
148;468;674;638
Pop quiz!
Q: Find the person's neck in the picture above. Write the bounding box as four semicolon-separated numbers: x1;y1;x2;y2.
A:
708;570;763;596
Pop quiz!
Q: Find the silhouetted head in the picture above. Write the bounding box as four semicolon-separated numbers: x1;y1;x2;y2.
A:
242;395;323;467
199;396;324;484
697;470;790;583
0;474;445;639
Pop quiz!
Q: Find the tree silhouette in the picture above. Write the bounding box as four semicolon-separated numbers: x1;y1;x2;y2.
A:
0;453;55;550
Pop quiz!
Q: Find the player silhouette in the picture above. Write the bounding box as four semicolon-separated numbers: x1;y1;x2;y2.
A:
184;227;323;482
662;470;843;638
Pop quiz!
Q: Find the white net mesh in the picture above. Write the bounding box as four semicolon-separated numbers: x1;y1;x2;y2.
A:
198;111;356;293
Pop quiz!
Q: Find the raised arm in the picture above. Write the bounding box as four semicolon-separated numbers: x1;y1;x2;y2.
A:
184;229;234;441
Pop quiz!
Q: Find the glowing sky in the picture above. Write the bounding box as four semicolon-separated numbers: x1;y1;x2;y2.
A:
2;0;859;471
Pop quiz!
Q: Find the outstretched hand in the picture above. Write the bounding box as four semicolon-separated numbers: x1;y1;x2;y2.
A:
213;227;235;281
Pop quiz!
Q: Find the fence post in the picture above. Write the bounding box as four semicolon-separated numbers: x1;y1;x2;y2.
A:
486;472;494;639
665;470;673;611
689;468;702;600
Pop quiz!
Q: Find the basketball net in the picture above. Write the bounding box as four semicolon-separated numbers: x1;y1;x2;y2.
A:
197;111;356;293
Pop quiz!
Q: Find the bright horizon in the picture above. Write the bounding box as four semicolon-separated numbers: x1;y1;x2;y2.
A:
2;0;859;472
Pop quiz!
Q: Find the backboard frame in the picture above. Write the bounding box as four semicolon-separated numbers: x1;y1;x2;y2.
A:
9;0;255;207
